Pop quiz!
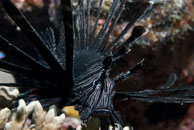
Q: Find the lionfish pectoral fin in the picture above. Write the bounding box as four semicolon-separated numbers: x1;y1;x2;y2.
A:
37;98;64;108
55;23;66;69
0;35;49;71
158;73;177;89
0;83;32;88
40;27;56;52
61;0;74;89
115;91;194;103
113;59;144;83
18;87;67;108
131;96;194;104
1;0;65;73
0;60;36;78
0;60;56;82
114;73;194;103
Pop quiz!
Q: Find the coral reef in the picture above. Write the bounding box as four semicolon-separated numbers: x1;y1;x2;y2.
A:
82;0;194;48
0;99;65;130
12;0;44;11
0;87;131;130
0;86;19;108
136;0;194;45
11;0;194;46
0;98;132;130
177;104;194;130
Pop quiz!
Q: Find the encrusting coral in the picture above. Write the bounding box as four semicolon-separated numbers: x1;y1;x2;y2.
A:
0;108;11;129
4;99;36;130
136;0;194;45
0;98;133;130
0;86;132;130
12;0;44;11
0;86;19;108
0;99;65;130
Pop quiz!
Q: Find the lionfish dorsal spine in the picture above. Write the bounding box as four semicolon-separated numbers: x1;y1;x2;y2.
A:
103;2;153;55
86;0;91;49
100;0;128;51
92;0;120;50
89;0;104;48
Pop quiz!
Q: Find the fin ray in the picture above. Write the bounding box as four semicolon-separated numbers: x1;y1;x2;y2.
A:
1;0;64;72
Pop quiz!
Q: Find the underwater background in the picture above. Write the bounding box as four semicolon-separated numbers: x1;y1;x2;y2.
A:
0;0;194;130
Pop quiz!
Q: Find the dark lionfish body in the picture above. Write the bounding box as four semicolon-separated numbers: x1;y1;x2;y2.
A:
1;0;194;128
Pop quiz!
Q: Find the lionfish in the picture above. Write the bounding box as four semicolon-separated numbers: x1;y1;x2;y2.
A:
0;0;194;129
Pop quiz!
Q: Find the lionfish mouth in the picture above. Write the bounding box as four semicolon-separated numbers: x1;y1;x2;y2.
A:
92;108;112;117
